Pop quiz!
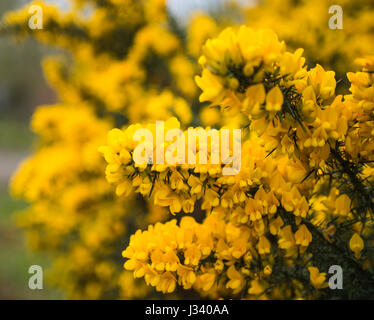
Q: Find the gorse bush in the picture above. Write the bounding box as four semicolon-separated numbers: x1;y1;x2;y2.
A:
245;0;374;74
2;0;374;299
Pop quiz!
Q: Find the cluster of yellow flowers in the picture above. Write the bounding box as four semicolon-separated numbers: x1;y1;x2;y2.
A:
123;211;315;297
3;0;193;299
4;0;194;120
345;57;374;159
195;27;346;170
99;25;374;298
4;0;374;299
9;103;162;298
245;0;374;74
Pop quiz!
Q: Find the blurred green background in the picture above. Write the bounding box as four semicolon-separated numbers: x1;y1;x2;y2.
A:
0;0;60;299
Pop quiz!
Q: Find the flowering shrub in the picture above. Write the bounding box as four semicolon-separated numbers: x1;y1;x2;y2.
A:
245;0;374;74
2;0;374;299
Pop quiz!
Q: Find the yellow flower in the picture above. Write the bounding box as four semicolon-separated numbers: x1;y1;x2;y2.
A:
308;266;328;289
195;69;224;104
257;236;271;255
308;64;336;101
349;233;364;259
154;186;182;214
278;225;296;254
269;216;284;235
156;272;177;294
265;86;283;113
295;224;312;247
226;265;245;294
242;84;266;116
198;272;216;291
195;26;304;115
201;189;220;210
187;175;203;195
264;265;272;276
335;194;351;217
354;56;374;71
176;265;196;289
184;245;201;266
248;279;266;296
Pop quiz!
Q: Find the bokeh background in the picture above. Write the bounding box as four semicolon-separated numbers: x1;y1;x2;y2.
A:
0;0;249;299
0;0;57;300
